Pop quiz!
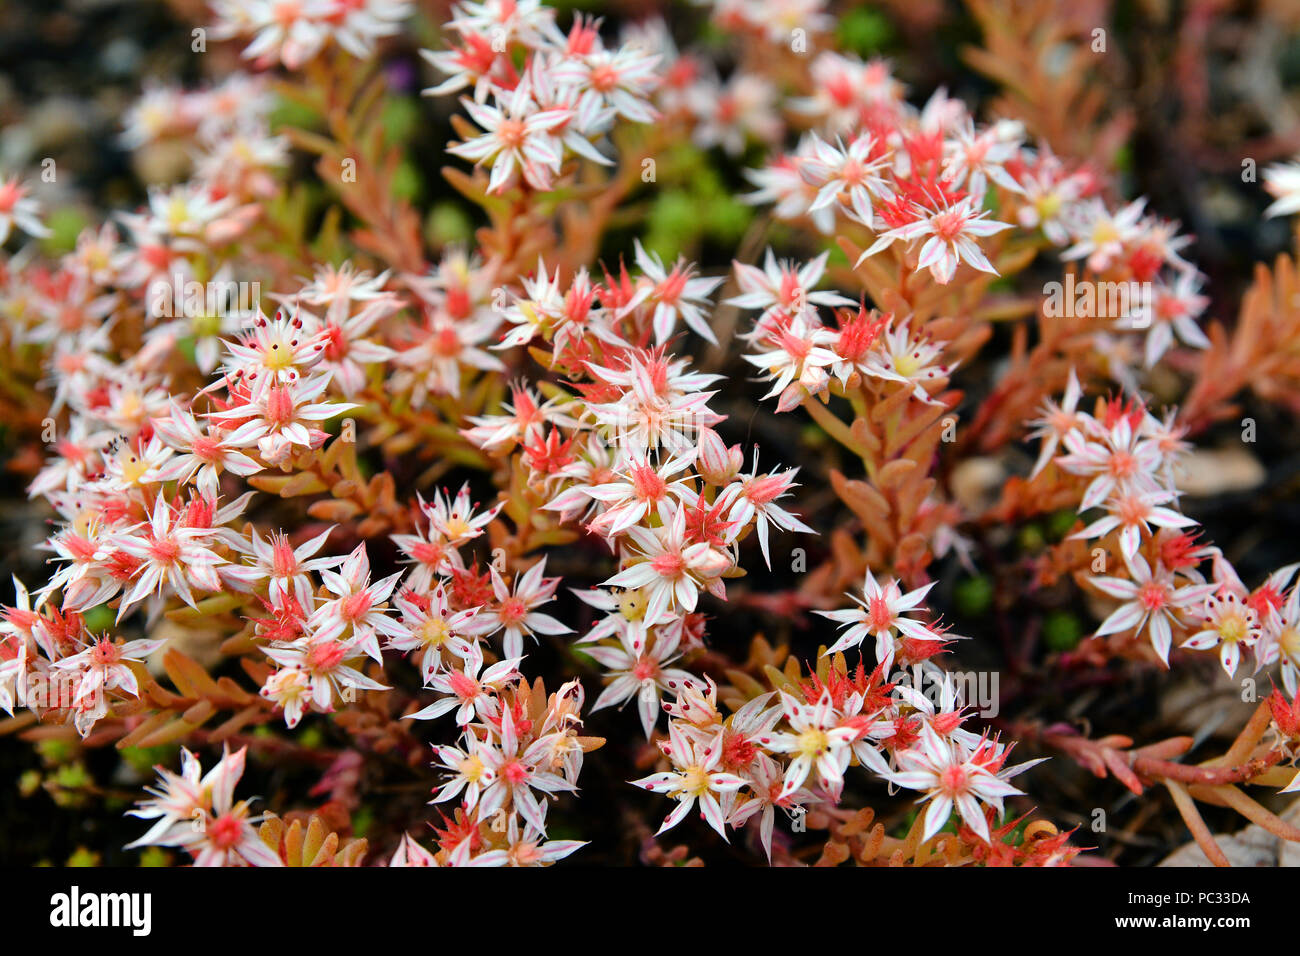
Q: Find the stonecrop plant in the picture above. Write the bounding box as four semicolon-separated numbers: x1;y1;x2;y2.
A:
6;0;1300;869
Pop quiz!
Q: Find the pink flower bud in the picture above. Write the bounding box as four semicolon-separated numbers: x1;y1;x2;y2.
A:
692;547;732;579
697;427;742;485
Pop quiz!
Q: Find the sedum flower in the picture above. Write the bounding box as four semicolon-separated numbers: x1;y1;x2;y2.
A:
476;707;576;834
603;503;730;627
307;543;405;661
0;175;52;245
1089;553;1213;666
1263;158;1300;219
586;626;694;739
631;722;746;840
816;569;942;671
858;195;1011;284
728;248;854;320
760;691;860;801
889;724;1033;844
407;640;521;724
1182;584;1261;679
717;451;813;568
109;496;228;620
629;240;724;345
481;557;570;659
466;816;587;867
126;746;282;866
449;80;570;194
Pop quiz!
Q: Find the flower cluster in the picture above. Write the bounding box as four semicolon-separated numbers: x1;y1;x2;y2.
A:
4;0;1300;871
631;663;1052;859
211;0;413;69
127;746;281;866
428;4;661;194
1022;380;1300;680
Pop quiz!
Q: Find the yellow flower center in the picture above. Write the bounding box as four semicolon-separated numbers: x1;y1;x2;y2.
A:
1281;627;1300;662
798;727;829;758
167;197;191;233
119;453;150;485
420;617;451;648
1092;220;1120;246
680;765;713;797
117;390;144;426
616;588;648;622
893;353;921;378
263;335;295;370
442;515;473;540
1218;613;1248;644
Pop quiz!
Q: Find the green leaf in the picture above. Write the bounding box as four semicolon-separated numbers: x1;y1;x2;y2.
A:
391;159;422;202
1044;611;1083;651
380;97;421;147
837;8;895;56
426;201;474;247
269;96;322;133
83;603;115;633
40;207;88;256
954;576;994;618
